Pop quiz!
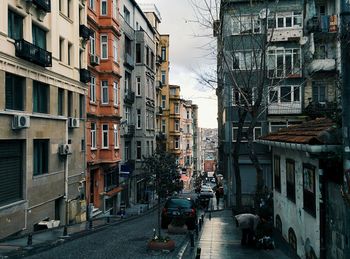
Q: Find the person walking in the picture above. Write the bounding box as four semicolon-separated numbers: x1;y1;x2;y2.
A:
215;188;220;209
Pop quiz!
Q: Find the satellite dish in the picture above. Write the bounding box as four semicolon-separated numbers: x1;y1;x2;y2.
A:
259;8;270;19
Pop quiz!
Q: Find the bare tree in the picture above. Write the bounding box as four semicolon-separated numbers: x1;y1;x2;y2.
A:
190;0;306;209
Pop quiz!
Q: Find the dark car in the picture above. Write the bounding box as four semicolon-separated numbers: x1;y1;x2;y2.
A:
161;197;197;230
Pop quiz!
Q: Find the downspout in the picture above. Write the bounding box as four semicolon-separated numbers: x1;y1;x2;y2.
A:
63;118;69;236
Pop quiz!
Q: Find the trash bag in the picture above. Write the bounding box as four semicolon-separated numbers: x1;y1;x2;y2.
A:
256;236;275;250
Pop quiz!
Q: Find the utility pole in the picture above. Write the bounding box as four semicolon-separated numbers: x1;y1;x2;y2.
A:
340;1;350;257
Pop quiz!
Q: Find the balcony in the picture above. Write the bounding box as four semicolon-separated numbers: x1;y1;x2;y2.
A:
124;91;135;104
268;102;302;115
124;53;134;69
80;24;93;41
156;132;167;141
15;39;52;67
306;15;337;34
31;0;51;12
80;69;91;83
308;59;336;74
156;55;162;64
123;124;135;138
156;80;163;90
304;100;339;119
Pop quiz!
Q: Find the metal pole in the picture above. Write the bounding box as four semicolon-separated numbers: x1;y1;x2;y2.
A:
63;119;69;236
341;3;350;258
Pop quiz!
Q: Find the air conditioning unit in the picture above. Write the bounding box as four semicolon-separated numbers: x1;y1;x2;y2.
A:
59;144;72;155
68;117;80;128
90;55;100;66
12;115;30;129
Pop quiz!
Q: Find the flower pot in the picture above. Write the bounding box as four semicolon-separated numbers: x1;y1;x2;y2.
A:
148;239;175;251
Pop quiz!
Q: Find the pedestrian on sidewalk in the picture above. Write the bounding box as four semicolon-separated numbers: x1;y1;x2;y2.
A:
235;213;261;246
215;188;220;209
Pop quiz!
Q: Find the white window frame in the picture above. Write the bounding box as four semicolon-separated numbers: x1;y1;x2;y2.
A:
175;103;180;114
101;34;108;60
113;36;118;62
161;95;166;108
89;0;95;10
101;80;109;104
90;76;96;103
268;85;301;104
137;109;141;129
239;15;261;34
161;119;166;132
136;77;141;96
101;0;107;15
161;71;166;84
113;81;118;106
267;48;301;78
102;124;109;149
124;106;129;123
232;126;261;142
267;11;302;30
113;124;119;148
91;122;96;149
90;31;95;55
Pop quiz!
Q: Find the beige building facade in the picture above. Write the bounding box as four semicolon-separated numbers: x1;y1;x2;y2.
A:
0;0;88;239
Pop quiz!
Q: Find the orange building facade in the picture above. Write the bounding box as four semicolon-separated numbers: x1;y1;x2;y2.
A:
86;0;122;214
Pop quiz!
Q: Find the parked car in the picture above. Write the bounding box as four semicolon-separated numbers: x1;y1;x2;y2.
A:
161;197;197;230
199;185;214;198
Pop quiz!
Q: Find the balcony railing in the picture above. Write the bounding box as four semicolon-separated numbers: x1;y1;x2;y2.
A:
124;53;134;69
31;0;51;12
80;69;91;83
15;39;52;67
124;91;135;104
124;125;135;138
80;24;93;41
156;132;167;141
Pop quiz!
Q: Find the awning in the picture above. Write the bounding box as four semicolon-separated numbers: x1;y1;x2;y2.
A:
106;186;123;198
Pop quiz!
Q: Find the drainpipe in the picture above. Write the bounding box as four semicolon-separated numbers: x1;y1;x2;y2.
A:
63;118;69;236
341;0;350;256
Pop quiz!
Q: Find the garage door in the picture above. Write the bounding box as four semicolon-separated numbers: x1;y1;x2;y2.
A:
0;140;23;206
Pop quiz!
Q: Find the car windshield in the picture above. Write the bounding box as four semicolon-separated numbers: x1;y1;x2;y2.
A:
165;199;192;208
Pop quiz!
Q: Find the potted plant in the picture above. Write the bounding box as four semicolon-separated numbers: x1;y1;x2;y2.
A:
147;229;175;251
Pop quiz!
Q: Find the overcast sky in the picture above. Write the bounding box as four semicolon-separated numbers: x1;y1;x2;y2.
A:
136;0;218;129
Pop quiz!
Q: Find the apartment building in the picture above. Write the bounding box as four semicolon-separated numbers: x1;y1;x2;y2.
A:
0;0;88;238
86;0;122;215
168;85;182;164
119;0;158;205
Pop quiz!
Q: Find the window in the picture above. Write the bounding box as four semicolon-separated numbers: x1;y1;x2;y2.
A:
175;103;180;114
312;81;326;103
233;50;261;70
113;37;118;62
136;44;141;63
67;91;73;117
267;48;301;78
90;31;95;55
5;73;24;111
33;139;49;176
113;124;119;148
137;109;141;128
59;0;63;12
146;141;150;156
125;72;131;92
123;6;130;24
8;10;23;40
102;124;109;149
175;120;179;131
161;95;166;108
239;16;260;34
161;47;166;61
136;141;142;159
146;46;150;66
91;122;96;149
33;81;49;113
101;0;107;15
101;35;108;59
267;12;302;29
286;159;296;202
145;111;149;129
161;119;166;132
68;42;73;66
161;71;166;84
151;52;154;70
124;106;130;123
67;0;72;18
303;164;316;216
187;110;190;119
232;127;261;142
104;170;118;192
187;125;190;133
101;80;109;104
58;88;64;115
32;24;46;50
268;85;300;104
89;0;95;10
113;81;118;106
59;38;64;61
112;0;118;19
136;77;141;96
90;76;96;102
274;156;281;192
175;138;180;149
79;94;84;118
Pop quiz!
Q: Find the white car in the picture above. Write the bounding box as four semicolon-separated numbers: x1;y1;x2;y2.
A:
199;186;214;198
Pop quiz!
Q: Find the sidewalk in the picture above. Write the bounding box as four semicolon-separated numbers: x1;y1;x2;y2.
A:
181;207;299;259
0;201;159;258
